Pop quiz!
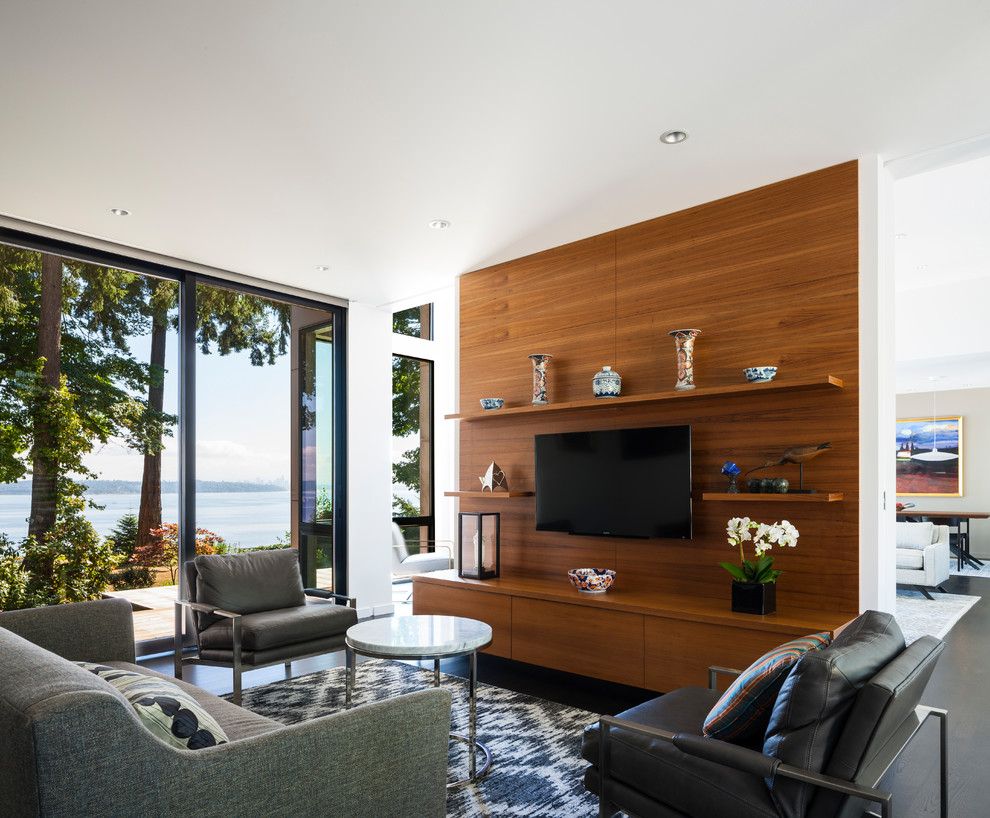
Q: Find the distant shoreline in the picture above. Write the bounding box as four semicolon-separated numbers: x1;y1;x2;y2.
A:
0;480;286;496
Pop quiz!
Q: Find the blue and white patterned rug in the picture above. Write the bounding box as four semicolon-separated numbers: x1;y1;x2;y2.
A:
228;659;601;817
951;561;990;579
895;590;980;644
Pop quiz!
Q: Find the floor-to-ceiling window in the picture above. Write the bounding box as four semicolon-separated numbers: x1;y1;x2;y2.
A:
0;230;346;643
391;303;436;571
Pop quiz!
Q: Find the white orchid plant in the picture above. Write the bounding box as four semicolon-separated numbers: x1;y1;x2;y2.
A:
720;516;799;584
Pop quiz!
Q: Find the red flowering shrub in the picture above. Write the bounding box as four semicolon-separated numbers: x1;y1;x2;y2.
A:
131;523;227;584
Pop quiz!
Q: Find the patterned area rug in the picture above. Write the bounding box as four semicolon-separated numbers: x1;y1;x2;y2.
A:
951;561;990;578
227;659;601;817
895;590;980;643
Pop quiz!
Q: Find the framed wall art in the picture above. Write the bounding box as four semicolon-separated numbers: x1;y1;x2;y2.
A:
895;415;963;497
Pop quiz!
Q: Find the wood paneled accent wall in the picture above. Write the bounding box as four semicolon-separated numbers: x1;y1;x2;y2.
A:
456;161;860;614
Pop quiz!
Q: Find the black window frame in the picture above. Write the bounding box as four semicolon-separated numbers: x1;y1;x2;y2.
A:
0;225;348;653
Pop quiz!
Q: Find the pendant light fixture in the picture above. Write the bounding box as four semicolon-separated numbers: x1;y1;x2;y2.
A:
912;376;958;462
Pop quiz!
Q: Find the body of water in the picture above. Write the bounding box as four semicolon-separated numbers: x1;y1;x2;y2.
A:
0;491;291;549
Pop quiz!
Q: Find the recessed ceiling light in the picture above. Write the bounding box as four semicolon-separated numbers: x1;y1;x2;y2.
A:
429;219;450;230
109;207;131;216
659;130;688;144
315;265;330;272
895;233;907;239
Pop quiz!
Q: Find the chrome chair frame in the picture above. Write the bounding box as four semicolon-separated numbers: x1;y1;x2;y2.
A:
597;705;947;818
174;587;357;705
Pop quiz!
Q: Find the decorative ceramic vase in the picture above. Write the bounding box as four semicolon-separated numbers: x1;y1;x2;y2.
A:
747;478;762;493
772;477;790;494
668;329;701;391
731;580;776;615
592;365;622;398
529;354;553;405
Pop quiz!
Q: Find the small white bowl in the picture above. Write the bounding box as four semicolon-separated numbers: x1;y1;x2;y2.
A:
743;366;778;383
568;568;616;593
479;398;504;410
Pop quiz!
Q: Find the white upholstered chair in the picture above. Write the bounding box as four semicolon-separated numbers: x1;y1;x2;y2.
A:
390;522;453;580
895;521;950;599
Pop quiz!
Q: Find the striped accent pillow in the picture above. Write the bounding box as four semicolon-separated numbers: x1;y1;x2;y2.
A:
703;632;832;742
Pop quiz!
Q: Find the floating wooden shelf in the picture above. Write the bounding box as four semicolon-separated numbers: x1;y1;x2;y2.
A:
701;492;844;502
444;491;534;498
445;374;844;421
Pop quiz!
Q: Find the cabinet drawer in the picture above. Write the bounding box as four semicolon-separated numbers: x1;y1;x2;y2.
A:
412;582;511;658
512;597;644;687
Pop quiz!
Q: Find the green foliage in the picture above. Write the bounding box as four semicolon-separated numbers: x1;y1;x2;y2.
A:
34;494;121;603
392;355;421;438
0;496;121;610
109;564;155;590
315;487;333;522
106;512;155;589
0;247;176;488
392;494;418;518
392;354;425;512
392;305;424;337
718;555;782;584
194;286;291;365
106;513;140;556
0;536;33;611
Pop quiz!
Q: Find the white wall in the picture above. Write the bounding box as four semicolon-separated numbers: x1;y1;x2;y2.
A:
896;387;990;557
860;156;897;613
346;302;394;617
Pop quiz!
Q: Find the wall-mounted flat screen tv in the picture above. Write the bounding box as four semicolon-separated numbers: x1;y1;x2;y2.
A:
534;425;692;539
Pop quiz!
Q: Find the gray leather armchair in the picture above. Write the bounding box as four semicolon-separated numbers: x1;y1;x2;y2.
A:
175;548;357;704
582;610;947;818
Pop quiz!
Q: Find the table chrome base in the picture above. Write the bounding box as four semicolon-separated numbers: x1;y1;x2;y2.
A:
448;733;493;788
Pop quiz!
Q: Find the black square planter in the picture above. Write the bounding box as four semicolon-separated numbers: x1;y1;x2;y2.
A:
731;580;776;615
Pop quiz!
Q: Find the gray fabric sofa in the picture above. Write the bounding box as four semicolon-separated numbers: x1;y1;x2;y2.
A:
0;597;452;818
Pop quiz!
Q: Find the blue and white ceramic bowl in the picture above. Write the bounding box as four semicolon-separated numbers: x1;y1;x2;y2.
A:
743;366;778;383
568;568;616;593
479;398;504;410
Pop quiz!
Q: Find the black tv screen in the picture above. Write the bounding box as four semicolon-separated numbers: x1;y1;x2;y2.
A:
534;425;692;539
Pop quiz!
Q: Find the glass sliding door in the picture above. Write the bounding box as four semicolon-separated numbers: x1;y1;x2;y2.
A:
193;282;292;560
0;228;347;645
298;319;336;589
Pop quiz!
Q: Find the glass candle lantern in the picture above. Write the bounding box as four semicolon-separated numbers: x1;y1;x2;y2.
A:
458;512;500;579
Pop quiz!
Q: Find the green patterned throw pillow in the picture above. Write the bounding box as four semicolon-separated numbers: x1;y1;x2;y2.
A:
76;662;229;750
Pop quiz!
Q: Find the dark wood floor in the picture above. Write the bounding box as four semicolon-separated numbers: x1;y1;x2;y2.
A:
881;573;988;817
143;575;988;817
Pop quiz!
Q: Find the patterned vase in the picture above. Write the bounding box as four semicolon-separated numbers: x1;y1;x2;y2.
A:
592;366;622;398
529;354;553;405
668;329;701;391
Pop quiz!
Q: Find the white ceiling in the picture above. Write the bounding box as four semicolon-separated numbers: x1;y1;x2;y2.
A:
2;1;990;325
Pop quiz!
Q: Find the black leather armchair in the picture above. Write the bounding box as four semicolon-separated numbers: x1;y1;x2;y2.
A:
174;548;357;704
582;611;947;818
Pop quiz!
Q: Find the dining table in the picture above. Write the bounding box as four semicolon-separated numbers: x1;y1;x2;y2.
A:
896;508;988;570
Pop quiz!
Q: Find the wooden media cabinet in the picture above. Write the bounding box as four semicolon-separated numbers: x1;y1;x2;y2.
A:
412;570;850;692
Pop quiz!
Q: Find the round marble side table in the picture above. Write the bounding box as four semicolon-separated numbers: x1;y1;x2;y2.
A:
344;614;493;787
